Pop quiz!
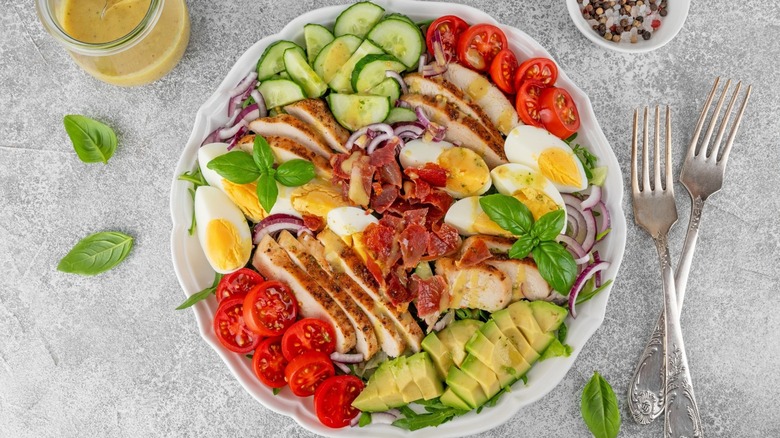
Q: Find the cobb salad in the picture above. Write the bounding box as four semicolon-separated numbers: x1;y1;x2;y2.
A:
177;1;614;431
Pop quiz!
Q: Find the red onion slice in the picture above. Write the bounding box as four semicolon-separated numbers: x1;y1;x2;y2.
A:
330;352;364;363
250;89;268;119
568;261;611;318
252;214;305;244
593;251;603;287
581;185;602;210
431;29;448;66
371;412;399;424
367;134;399;155
417;54;428;73
219;119;248;140
226;126;248;151
556;234;588;260
201;128;222;146
581;209;597;253
333;361;350;374
229;71;258;98
595;200;611;236
421;62;447;78
385;70;408;95
396;99;412;109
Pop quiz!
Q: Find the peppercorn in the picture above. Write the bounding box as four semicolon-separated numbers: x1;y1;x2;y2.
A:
611;34;621;42
642;30;651;40
604;32;613;40
659;8;667;16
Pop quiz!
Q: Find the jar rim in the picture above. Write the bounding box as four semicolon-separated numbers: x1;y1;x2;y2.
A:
36;0;163;55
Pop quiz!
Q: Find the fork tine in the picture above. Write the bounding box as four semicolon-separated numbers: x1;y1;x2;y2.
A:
708;81;742;159
654;105;662;191
718;84;752;166
700;79;732;158
688;77;721;158
666;106;673;191
642;107;650;191
631;109;640;193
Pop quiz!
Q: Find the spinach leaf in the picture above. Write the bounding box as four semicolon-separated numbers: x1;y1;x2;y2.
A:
207;151;261;184
531;241;577;293
275;159;316;187
57;231;133;276
581;372;620;438
479;194;533;235
63;115;117;164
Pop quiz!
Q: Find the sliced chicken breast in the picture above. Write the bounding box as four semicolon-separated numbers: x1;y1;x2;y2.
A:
249;114;334;159
443;63;520;135
284;99;350;154
252;234;356;353
484;255;552;302
459;235;516;255
298;233;333;276
435;257;512;312
237;134;332;179
277;231;379;360
399;94;507;167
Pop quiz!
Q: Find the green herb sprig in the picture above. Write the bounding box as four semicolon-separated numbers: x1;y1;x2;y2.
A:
392;399;469;431
581;372;621;438
206;135;315;212
178;165;209;235
565;133;608;186
479;194;577;293
175;272;223;310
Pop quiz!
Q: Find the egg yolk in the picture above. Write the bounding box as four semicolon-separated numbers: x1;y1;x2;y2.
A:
205;219;251;272
291;180;348;218
470;198;514;237
439;147;489;196
223;180;266;222
513;188;560;221
537;149;582;188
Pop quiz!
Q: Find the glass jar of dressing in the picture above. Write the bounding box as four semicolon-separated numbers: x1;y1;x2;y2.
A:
36;0;190;86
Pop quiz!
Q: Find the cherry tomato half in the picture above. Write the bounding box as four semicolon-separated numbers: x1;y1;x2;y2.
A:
284;351;335;397
216;268;264;302
314;375;365;428
515;80;545;127
539;86;581;139
213;296;262;354
489;49;518;94
456;24;508;72
513;57;558;91
426;15;469;63
243;280;298;336
252;337;288;388
282;318;337;361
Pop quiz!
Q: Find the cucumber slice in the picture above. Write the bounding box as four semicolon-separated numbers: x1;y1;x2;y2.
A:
351;54;407;93
327;93;390;131
256;41;304;80
367;18;425;69
385;13;415;25
304;24;335;64
257;79;306;109
368;77;401;103
283;48;327;98
313;35;362;84
384;107;417;124
333;1;385;38
328;39;384;94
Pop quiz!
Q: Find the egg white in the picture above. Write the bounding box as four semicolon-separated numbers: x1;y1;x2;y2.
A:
490;163;567;234
399;139;491;198
327;206;379;239
194;186;252;274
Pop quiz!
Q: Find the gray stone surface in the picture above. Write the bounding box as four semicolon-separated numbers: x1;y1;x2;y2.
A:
1;0;779;436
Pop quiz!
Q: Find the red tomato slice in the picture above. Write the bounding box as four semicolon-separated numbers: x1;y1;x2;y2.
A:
456;24;508;72
314;375;365;428
284;351;335;397
216;268;264;302
515;80;545;127
513;57;558;90
489;49;518;94
252;337;288;388
243;281;298;336
282;318;336;361
213;296;261;354
426;15;469;63
539;86;581;139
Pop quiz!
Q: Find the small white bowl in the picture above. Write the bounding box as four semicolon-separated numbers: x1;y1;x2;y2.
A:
566;0;690;53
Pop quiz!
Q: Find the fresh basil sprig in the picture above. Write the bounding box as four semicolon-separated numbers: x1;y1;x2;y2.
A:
581;372;621;438
206;135;315;212
57;231;133;276
63;115;118;164
479;194;576;293
175;272;222;310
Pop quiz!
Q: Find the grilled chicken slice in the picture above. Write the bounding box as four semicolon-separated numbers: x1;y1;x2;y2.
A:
284;99;350;154
484;255;552;302
459;235;515;256
277;231;379;360
318;229;424;353
404;73;503;144
249;114;335;159
399;93;507;167
252;234;356;353
298;233;333;275
435;257;512;312
443;63;520;135
237;134;332;179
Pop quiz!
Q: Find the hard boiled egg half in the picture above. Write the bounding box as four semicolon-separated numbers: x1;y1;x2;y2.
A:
199;143;266;222
399;139;492;198
491;163;567;233
327;206;378;239
194;186;252;274
444;196;514;238
504;125;587;193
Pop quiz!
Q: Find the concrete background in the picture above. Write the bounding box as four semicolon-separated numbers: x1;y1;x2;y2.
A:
1;0;779;436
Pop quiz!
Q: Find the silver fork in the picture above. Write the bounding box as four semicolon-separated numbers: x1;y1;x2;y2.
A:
628;79;752;426
630;106;702;438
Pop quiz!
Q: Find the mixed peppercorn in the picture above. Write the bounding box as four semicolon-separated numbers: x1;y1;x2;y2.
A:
577;0;668;44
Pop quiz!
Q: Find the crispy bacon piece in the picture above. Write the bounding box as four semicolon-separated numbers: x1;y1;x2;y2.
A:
402;208;428;228
370;183;399;214
302;214;324;233
456;236;493;268
411;274;448;317
399;224;428;269
385;269;412;307
370;142;398;167
426;223;461;259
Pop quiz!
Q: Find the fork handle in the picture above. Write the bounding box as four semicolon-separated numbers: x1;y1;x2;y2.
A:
628;197;705;424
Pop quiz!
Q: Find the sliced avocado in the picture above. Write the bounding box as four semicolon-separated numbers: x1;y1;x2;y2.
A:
529;301;568;332
492;309;541;364
421;332;453;380
374;362;406;408
407;352;444;400
389;356;424;404
352;382;390;412
464;328;517;389
440;387;471;411
507;301;555;354
460;354;500;398
439;319;483;367
446;366;488;409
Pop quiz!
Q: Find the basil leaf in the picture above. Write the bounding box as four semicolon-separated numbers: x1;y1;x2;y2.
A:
176;273;222;310
581;372;621;438
275;159;316;187
531;209;566;241
479;194;533;235
508;234;536;259
358;412;372;427
207;151;261;184
57;231;133;276
253;135;275;172
531;241;577;293
256;172;278;213
63;115;117;164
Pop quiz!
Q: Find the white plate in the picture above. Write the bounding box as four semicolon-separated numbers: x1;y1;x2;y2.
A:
169;1;627;436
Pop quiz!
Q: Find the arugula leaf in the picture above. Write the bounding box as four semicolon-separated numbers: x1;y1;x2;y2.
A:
595;228;611;241
531;209;566;241
531;242;577;293
539;338;573;361
358;412;372;427
252;135;275;172
581;372;621;438
207;151;261;184
508;234;536;259
63;115;118;164
275;159;316;187
57;231;133;276
519;375;528;385
256;172;278;213
273;387;282;395
479;194;533;235
392;406;468;431
178;165;207;187
186;188;197;235
576;279;613;305
176;273;222;310
477;387;510;413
